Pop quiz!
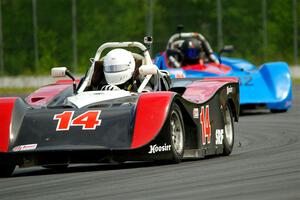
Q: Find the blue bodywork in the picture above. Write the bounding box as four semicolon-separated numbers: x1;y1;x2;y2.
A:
155;54;293;112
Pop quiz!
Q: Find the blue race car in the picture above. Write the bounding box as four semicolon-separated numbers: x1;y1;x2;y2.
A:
155;32;292;112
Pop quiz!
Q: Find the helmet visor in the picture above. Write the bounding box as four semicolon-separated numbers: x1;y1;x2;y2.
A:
104;64;130;73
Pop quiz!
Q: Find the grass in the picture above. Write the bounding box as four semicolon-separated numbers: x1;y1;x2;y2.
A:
0;87;37;95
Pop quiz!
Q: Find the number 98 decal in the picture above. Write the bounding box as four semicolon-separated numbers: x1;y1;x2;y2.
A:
53;110;102;131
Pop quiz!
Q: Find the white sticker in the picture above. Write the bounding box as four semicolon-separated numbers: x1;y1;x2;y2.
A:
148;144;171;154
13;144;37;152
193;108;199;119
215;129;224;145
227;86;233;95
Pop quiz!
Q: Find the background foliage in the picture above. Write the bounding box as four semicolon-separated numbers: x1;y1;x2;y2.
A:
0;0;299;75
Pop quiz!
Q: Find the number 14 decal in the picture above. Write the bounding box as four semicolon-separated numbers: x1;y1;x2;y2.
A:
200;105;211;145
54;110;102;131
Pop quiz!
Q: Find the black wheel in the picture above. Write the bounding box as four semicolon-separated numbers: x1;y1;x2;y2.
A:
42;164;69;170
270;109;287;113
223;105;234;156
0;163;16;177
166;103;185;163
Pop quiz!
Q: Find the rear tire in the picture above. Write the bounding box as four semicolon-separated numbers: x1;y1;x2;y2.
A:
271;109;287;113
166;103;185;163
223;105;234;156
0;163;16;177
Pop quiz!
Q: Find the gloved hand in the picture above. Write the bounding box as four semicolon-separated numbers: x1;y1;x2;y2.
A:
100;84;121;91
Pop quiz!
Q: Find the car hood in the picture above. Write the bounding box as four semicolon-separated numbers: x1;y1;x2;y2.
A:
67;91;132;108
9;96;138;152
220;56;257;71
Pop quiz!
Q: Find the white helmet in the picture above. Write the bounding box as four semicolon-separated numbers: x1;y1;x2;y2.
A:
103;48;135;85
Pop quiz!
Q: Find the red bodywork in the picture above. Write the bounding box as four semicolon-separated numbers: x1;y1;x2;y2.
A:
183;78;238;104
131;92;174;148
182;63;231;75
26;80;74;107
0;97;17;152
163;52;231;75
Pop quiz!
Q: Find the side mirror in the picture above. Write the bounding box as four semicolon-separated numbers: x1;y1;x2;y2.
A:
139;64;158;76
51;67;67;78
51;67;77;94
219;45;234;55
218;45;234;64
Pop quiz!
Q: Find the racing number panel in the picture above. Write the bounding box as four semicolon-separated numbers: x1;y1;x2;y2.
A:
185;93;225;156
178;83;238;158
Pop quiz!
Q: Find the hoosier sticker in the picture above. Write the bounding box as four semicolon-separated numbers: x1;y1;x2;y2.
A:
148;144;171;154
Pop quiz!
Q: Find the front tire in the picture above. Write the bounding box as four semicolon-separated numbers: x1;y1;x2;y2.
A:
223;105;234;156
0;163;16;177
167;103;185;163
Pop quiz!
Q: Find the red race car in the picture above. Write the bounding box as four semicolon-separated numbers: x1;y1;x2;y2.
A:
0;39;239;176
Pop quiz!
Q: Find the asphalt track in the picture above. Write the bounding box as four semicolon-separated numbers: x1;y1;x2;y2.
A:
0;87;299;200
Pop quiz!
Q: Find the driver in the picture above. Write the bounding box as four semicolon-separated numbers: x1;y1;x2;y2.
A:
101;48;139;92
181;38;202;66
168;37;220;67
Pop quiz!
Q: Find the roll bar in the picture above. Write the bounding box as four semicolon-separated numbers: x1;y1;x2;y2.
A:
167;32;214;54
167;32;202;48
